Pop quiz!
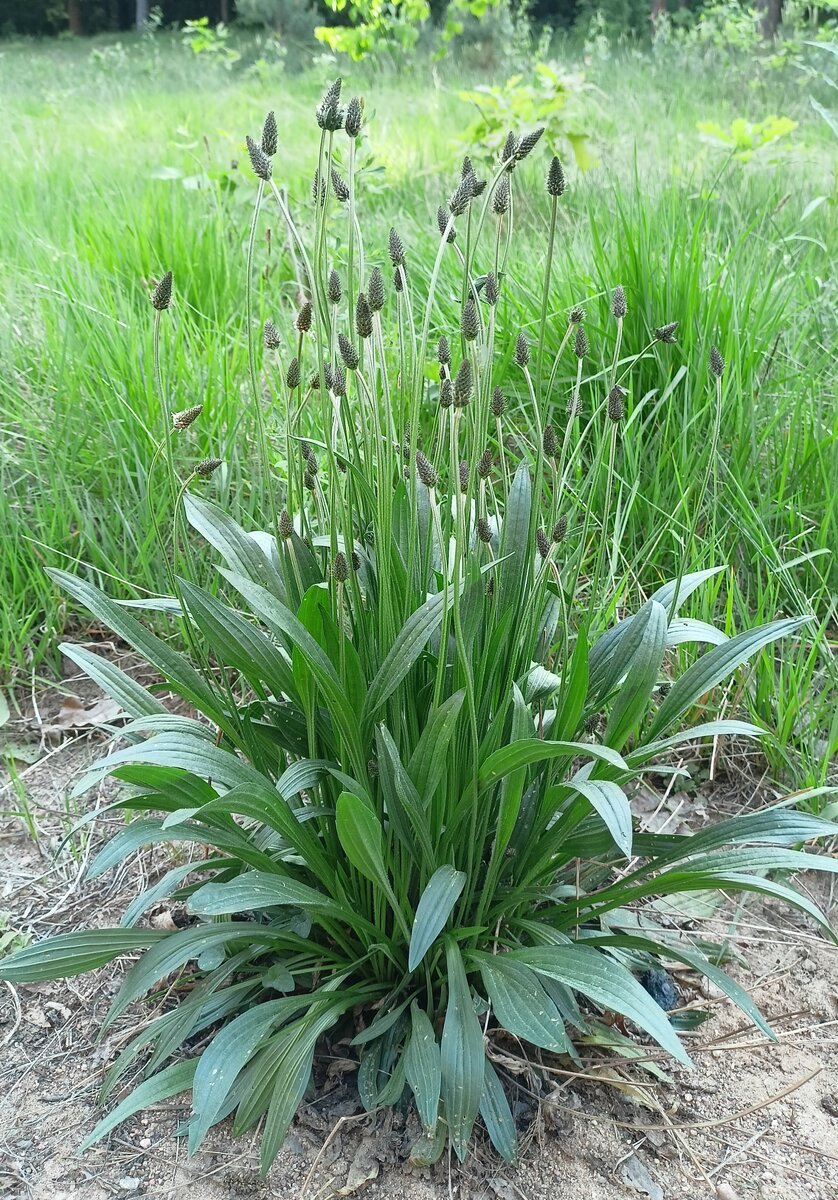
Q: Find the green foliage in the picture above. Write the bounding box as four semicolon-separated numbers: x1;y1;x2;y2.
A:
181;17;241;67
315;0;430;60
459;63;598;171
2;77;836;1170
696;115;798;161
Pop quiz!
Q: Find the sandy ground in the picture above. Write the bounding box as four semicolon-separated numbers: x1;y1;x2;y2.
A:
1;707;837;1200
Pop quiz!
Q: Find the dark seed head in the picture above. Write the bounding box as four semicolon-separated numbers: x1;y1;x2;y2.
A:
338;332;359;370
393;265;406;293
285;357;301;389
611;285;627;319
437;205;456;243
515;127;545;161
552;515;568;543
710;345;725;378
355;292;373;340
264;319;281;350
477;448;493;480
501;130;517;168
388;228;405;268
331;167;349;203
493;174;510;216
566;389;581;418
448;179;472;217
458;460;470;493
574;326;589;359
536;527;550;559
345;95;363;138
415;450;437;488
607;384;626;422
570;306;585;324
514;332;530;368
328;269;342;305
486;575;495;597
303;470;317;492
296;301;312;334
261;110;277;157
439;378;454;409
172;404;203;431
300;440;313;463
477;516;493;544
196;457;222;478
461;297;479;341
351;550;361;571
151;270;173;311
279;509;294;539
245;135;272;181
438;336;451;368
309;363;334;392
368;266;385;313
316;78;344;131
547;155;566;197
333;363;347;397
654;321;678;344
454;359;472;408
333;551;348;583
543;423;558;458
311;169;326;207
484;272;499;306
491;386;506;418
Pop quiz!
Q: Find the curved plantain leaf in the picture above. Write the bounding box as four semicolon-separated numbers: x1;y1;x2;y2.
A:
0;929;166;983
409;866;466;971
404;1002;442;1133
440;939;485;1161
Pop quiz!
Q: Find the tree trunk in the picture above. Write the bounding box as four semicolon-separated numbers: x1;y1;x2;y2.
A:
67;0;83;34
757;0;782;37
651;0;667;22
136;0;150;30
220;0;231;23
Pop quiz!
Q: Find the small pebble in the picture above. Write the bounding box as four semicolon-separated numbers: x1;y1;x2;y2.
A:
118;1179;141;1193
139;1137;152;1149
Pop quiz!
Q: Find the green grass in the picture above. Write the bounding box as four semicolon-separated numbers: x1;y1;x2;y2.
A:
1;31;836;787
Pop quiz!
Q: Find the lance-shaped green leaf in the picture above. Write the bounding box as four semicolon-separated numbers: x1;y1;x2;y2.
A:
404;1002;441;1133
510;943;690;1065
409;866;466;971
480;1060;517;1162
496;461;531;616
363;591;450;724
219;570;364;770
567;776;633;858
440;939;485;1161
184;492;285;597
604;599;667;751
260;1006;344;1172
80;1059;198;1152
59;643;167;718
649;617;811;737
376;725;434;869
189;997;307;1152
408;689;465;805
49;569;223;720
478;739;626;793
0;928;166;983
187;871;350;922
72;734;268;799
474;953;568;1053
179;579;296;701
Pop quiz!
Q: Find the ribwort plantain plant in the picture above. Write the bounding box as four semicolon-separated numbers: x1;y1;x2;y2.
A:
4;80;838;1172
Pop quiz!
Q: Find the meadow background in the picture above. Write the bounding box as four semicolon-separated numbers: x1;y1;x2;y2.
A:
1;0;836;788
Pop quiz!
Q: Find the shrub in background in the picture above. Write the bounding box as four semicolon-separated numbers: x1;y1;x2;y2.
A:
3;80;837;1172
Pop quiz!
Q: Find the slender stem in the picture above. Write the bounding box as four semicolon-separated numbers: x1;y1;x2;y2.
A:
537;196;559;396
245;179;278;536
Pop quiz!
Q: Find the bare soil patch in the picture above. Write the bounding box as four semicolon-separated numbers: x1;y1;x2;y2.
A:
1;729;837;1200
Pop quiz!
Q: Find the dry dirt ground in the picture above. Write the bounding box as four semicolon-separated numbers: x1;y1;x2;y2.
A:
1;679;837;1200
